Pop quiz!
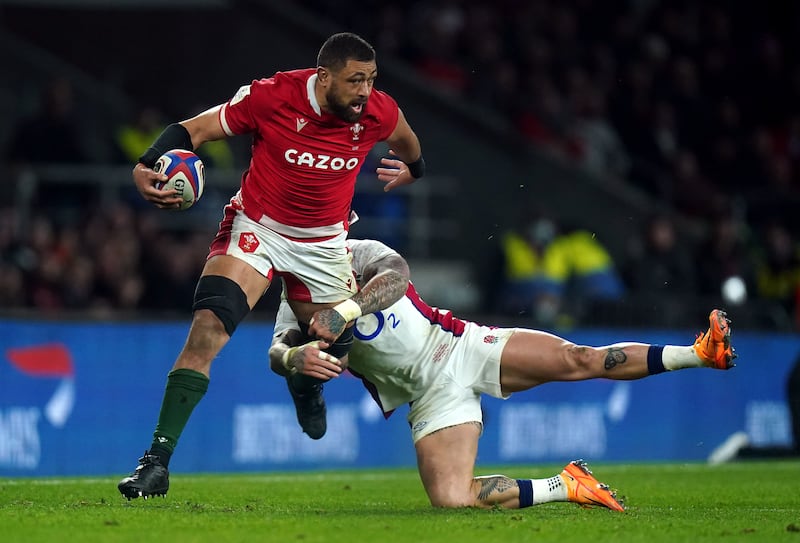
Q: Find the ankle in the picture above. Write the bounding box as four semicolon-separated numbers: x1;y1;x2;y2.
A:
148;444;172;468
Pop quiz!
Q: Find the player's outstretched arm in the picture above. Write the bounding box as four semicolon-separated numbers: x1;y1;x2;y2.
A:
308;253;410;341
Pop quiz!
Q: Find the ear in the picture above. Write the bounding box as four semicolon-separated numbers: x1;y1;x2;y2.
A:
317;67;330;85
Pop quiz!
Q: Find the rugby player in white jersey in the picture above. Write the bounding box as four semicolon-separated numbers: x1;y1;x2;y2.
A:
119;33;424;500
269;239;736;510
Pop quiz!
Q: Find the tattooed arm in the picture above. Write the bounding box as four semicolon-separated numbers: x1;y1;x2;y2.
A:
353;253;411;314
307;253;411;341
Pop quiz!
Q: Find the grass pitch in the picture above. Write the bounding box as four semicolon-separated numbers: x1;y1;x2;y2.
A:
1;461;798;543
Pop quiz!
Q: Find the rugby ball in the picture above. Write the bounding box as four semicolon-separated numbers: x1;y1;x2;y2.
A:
154;149;205;210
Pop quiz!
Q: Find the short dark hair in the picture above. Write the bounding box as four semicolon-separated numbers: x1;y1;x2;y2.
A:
317;32;376;71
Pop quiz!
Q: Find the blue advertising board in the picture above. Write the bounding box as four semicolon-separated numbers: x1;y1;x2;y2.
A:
1;319;797;476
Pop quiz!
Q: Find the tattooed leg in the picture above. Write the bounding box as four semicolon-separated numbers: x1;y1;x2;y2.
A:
473;472;570;509
473;475;521;508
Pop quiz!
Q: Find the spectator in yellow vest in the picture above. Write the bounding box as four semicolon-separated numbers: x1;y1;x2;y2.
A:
499;216;624;326
116;105;235;169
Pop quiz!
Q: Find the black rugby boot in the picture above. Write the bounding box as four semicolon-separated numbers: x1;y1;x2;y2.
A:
287;378;327;439
118;451;169;500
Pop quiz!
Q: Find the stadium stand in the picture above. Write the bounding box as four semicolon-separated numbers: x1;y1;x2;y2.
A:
0;1;798;330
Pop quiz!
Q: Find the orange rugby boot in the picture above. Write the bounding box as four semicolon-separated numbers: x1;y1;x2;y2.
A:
560;459;625;512
693;309;737;370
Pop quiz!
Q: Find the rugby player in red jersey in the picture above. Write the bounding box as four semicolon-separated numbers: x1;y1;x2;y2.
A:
119;32;424;500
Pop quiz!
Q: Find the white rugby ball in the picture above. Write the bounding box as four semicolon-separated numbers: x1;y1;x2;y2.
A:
154;149;205;210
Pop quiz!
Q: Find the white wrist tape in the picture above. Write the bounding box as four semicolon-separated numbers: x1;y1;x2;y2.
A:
281;346;299;375
281;340;322;375
332;299;362;322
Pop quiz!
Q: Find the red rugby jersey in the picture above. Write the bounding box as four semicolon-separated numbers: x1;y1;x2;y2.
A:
219;68;399;237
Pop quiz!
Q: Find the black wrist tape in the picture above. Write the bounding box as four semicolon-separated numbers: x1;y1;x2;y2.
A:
406;155;425;179
137;123;194;168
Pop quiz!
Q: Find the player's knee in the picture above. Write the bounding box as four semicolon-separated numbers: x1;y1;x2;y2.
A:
428;488;475;508
190;308;227;336
192;275;250;337
424;477;479;508
564;343;596;374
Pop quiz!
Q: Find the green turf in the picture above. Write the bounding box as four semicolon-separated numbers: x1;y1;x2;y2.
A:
1;461;798;543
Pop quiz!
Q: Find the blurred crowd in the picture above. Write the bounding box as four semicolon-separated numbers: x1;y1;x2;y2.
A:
0;202;212;318
319;0;800;224
489;210;800;330
299;0;800;328
0;77;233;318
2;1;800;330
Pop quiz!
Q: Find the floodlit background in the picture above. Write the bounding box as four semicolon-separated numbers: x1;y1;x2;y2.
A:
1;1;798;476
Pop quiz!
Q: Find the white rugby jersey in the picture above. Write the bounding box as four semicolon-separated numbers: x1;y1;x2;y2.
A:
273;239;472;416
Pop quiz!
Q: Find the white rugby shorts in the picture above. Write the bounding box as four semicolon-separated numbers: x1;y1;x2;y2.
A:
407;324;516;443
208;206;358;303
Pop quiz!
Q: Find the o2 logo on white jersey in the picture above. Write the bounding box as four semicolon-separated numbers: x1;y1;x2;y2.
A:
354;311;400;341
284;149;360;171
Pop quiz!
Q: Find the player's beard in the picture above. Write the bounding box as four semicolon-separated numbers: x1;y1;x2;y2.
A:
326;88;365;123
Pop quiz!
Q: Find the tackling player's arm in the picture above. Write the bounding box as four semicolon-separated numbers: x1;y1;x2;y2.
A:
132;105;229;208
308;251;411;340
354;252;411;313
378;109;424;192
269;329;345;380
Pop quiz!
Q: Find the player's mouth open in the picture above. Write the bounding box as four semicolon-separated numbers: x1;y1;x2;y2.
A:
351;102;364;113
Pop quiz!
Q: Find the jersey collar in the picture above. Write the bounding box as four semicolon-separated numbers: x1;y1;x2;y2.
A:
307;73;322;117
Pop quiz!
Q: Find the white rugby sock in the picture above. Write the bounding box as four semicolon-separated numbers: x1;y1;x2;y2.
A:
662;345;704;370
531;475;568;504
